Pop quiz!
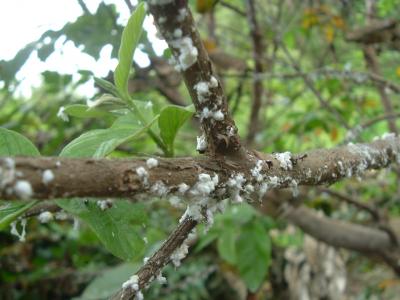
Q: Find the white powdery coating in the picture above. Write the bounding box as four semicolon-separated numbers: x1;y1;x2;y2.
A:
42;169;55;185
38;211;53;223
10;219;27;242
274;152;293;170
146;158;159;169
14;180;33;200
134;291;144;300
251;160;264;182
227;126;236;137
290;180;299;197
178;183;190;194
169;195;181;207
0;158;16;189
136;167;149;185
227;173;246;203
382;132;396;140
156;272;167;284
190;173;218;196
97;199;113;211
196;134;208;152
194;81;210;103
158;16;166;23
212;110;224;121
57;106;69;122
173;28;183;38
171;37;198;71
122;274;139;291
151;180;168;196
200;107;212;121
209;76;218;88
177;8;187;22
170;242;189;267
55;211;68;220
145;100;153;109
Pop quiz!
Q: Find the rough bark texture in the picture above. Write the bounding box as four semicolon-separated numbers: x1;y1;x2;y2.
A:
148;0;242;155
1;137;399;200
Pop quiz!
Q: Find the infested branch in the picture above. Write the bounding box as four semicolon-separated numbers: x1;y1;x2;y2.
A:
147;0;242;155
1;135;399;201
111;216;197;300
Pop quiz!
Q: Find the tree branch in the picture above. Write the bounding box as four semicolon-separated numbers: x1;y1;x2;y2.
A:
245;0;266;144
111;216;197;300
147;0;242;155
1;135;399;201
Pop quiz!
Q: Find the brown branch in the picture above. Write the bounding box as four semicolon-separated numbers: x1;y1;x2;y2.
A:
1;136;399;201
147;0;242;155
245;0;266;144
318;187;380;220
285;205;399;254
218;1;246;17
111;216;198;300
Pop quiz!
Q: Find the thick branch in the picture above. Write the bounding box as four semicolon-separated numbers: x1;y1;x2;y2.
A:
1;136;399;201
147;0;242;155
286;206;397;253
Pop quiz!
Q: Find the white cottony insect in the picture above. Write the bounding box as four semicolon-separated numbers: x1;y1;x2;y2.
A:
38;211;54;223
14;180;33;199
146;158;159;169
57;106;69;122
42;169;55;185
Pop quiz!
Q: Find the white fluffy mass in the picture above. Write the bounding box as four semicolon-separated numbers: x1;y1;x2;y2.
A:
42;169;55;185
10;219;27;242
136;166;149;185
194;81;210;103
38;211;54;223
146;158;159;169
57;106;69;122
14;180;33;199
171;37;198;71
170;241;189;267
274;152;293;170
122;274;139;291
196;134;208;152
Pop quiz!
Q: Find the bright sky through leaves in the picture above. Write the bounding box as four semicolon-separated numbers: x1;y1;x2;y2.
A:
0;0;167;97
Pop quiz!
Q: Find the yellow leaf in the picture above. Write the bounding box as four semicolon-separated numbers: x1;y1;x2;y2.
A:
396;66;400;77
330;127;339;141
332;16;345;29
324;25;334;43
203;39;217;53
196;0;214;14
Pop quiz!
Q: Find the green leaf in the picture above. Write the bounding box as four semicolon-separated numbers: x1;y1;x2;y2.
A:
59;114;158;158
114;2;146;97
217;226;237;264
57;199;147;261
94;77;120;97
158;105;194;153
0;201;38;230
0;128;40;156
236;220;271;292
75;262;140;300
63;104;114;119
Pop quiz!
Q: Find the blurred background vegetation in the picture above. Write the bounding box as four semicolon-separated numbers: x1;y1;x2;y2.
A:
1;0;400;299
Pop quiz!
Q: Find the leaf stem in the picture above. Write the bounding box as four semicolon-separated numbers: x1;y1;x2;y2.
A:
124;95;171;156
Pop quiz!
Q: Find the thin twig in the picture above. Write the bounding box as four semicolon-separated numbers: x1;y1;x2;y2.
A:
111;216;198;300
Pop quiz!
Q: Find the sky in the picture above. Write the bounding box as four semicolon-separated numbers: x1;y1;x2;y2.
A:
0;0;167;97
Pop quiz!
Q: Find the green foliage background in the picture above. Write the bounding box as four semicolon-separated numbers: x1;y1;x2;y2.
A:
0;0;399;299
